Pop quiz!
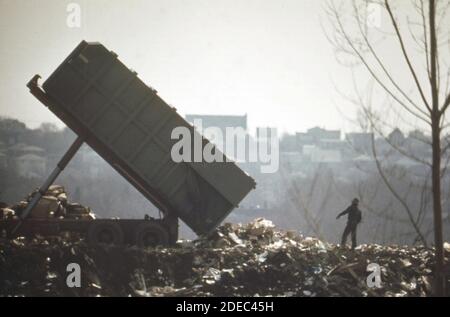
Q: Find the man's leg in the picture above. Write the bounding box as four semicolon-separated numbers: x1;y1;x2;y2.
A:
341;225;351;246
351;226;357;249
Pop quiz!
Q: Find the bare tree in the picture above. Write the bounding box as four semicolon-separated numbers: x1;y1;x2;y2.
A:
326;0;449;295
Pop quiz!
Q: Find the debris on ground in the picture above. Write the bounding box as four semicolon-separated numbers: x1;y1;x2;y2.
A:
1;185;95;221
0;218;448;297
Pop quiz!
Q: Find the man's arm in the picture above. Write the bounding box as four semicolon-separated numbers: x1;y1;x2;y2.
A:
336;207;350;219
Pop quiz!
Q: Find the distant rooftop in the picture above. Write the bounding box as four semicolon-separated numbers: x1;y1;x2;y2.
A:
307;126;340;134
185;114;247;130
8;143;45;153
296;127;341;144
16;153;46;161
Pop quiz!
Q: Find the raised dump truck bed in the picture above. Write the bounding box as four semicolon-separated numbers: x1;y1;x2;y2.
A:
12;41;255;243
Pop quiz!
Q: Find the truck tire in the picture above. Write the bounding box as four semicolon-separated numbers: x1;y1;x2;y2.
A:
87;222;124;246
134;222;169;247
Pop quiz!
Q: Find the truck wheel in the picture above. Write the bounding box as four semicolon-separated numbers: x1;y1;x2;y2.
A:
87;222;124;246
134;222;169;247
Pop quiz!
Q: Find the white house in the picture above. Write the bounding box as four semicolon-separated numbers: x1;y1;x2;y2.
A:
15;153;46;178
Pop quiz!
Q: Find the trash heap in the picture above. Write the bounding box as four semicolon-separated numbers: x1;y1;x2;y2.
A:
1;218;448;297
1;185;95;220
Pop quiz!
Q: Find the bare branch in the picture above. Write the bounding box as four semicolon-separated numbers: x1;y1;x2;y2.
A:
440;93;450;115
327;0;432;124
352;1;428;117
385;0;432;113
352;76;432;166
369;132;428;245
419;0;431;79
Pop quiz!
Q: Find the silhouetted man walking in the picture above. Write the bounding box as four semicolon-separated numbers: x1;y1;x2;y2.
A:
336;198;362;249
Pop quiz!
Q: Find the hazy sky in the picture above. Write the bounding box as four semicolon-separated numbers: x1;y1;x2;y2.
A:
0;0;430;135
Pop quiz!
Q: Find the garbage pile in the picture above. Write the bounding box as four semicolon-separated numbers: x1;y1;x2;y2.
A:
1;185;95;220
1;218;448;297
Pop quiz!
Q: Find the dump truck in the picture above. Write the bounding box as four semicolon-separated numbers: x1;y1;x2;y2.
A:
0;41;256;247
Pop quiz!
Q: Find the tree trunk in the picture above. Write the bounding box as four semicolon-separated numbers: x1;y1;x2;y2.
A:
429;0;446;296
431;117;445;296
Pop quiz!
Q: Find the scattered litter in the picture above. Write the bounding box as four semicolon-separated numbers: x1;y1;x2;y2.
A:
0;217;447;296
